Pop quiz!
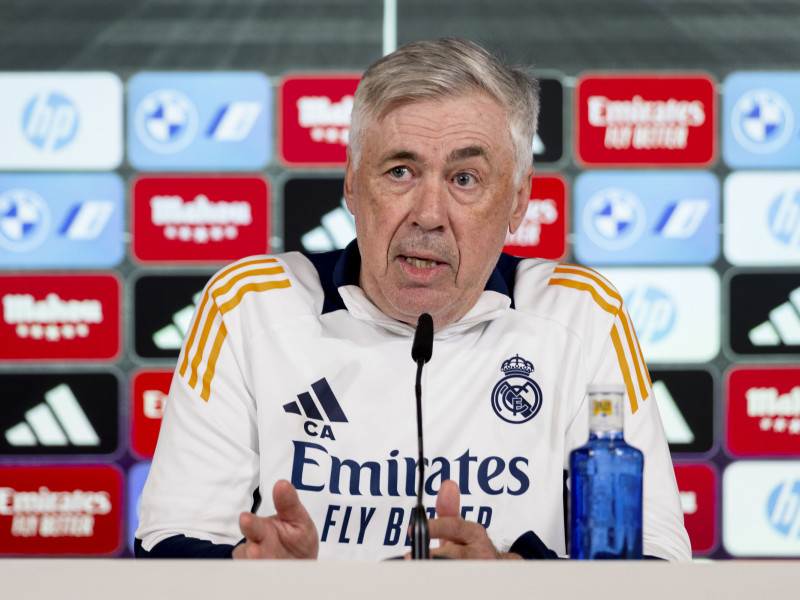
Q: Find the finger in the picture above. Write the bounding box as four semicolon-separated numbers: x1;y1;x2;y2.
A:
272;479;310;525
239;511;266;543
435;479;461;519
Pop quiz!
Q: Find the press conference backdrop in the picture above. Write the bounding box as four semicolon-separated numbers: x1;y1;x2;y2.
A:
1;0;799;559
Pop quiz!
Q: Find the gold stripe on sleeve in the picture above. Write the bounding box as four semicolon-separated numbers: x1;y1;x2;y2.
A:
549;263;650;413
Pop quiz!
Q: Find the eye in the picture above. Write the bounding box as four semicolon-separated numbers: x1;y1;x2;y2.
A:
389;166;410;179
453;172;476;187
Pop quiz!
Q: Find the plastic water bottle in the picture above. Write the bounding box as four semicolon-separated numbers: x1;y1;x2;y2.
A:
569;383;643;559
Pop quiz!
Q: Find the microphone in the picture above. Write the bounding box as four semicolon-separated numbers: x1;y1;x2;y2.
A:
411;313;433;559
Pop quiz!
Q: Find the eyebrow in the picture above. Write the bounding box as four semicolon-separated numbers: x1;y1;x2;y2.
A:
383;150;420;163
447;145;488;163
381;145;488;165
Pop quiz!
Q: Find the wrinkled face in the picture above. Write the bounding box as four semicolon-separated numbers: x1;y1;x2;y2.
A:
344;94;533;328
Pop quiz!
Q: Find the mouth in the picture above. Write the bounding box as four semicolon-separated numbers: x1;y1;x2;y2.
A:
404;256;440;269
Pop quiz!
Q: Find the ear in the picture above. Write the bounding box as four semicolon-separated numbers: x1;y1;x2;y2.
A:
344;147;356;215
508;165;534;234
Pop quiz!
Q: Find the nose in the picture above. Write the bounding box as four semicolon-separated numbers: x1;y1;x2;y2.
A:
409;177;448;232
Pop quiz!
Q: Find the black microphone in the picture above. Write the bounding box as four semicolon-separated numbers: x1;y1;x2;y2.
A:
411;313;433;559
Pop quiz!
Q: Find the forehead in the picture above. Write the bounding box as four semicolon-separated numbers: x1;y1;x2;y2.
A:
370;94;512;157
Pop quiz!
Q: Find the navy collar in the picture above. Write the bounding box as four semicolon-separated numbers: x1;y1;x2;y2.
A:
304;239;521;315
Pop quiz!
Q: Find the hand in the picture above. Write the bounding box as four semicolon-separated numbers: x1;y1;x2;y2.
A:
232;479;319;559
423;479;521;560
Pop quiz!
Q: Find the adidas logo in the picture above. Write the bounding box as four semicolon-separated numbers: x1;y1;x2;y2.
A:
153;291;202;350
532;132;545;155
749;286;800;346
652;380;695;445
301;198;356;252
283;378;347;440
4;384;99;446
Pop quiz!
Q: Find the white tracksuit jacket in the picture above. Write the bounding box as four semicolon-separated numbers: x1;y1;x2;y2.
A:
136;242;691;561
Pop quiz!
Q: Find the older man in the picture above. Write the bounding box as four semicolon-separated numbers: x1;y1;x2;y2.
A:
136;38;691;562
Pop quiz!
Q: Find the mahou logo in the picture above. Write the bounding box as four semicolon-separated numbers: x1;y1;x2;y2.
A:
0;465;121;555
132;176;270;263
726;366;800;455
279;74;360;166
576;74;716;166
131;368;172;457
0;274;120;360
503;174;568;260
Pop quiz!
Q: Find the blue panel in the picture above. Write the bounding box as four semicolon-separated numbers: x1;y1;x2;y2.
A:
723;72;800;168
574;171;719;265
127;72;271;170
0;173;124;268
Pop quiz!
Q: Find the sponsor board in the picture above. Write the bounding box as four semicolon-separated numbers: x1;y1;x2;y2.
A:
532;78;564;164
0;173;124;268
0;465;122;556
0;371;119;456
279;74;360;167
598;267;720;362
503;174;568;261
723;460;800;557
132;175;270;263
726;366;800;456
130;369;173;458
650;369;715;455
0;72;122;170
575;171;718;265
127;72;270;170
723;72;800;168
728;271;800;355
724;171;800;266
126;462;150;553
0;273;120;361
575;73;716;166
132;272;212;359
674;463;717;554
282;177;353;252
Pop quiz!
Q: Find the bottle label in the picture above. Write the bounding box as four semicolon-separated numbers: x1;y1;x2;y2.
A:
592;399;613;416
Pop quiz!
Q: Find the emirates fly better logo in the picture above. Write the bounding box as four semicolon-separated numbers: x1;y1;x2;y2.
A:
130;369;172;457
0;465;121;555
576;74;716;166
503;174;568;260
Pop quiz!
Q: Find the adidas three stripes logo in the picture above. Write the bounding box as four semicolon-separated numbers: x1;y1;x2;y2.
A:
283;378;348;423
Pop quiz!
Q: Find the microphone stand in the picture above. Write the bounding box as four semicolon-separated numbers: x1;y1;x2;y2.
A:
410;313;433;559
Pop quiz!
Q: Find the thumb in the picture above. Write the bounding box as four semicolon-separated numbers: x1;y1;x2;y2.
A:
435;479;461;519
272;479;308;524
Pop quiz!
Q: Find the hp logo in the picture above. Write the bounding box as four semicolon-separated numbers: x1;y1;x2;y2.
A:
626;286;676;343
21;91;80;151
766;479;800;539
768;187;800;247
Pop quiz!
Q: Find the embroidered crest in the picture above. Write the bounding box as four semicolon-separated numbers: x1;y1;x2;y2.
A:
490;355;542;424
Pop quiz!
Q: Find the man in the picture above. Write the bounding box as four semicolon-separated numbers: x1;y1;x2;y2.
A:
136;38;691;561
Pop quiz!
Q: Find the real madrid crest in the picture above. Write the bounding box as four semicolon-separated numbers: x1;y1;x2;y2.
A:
491;354;543;424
